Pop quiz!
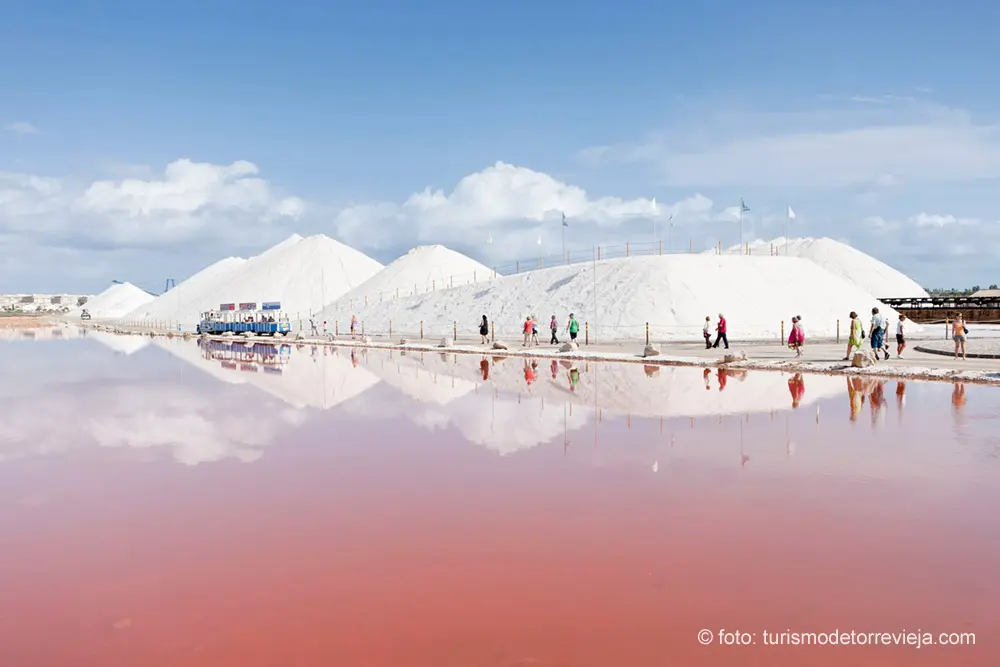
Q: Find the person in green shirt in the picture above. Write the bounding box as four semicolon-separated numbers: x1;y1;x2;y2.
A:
844;311;864;360
566;313;580;341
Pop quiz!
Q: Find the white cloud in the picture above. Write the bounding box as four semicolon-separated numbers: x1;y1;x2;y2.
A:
909;212;979;228
3;121;39;135
0;158;304;248
580;102;1000;188
333;161;714;253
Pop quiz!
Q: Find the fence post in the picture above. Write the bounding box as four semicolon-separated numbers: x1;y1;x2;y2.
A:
362;321;365;336
836;319;840;344
389;320;392;337
645;322;649;345
420;320;424;339
491;321;495;343
945;318;949;339
516;261;520;274
781;320;785;342
453;321;457;342
335;321;339;336
626;242;630;257
658;239;662;255
585;321;589;345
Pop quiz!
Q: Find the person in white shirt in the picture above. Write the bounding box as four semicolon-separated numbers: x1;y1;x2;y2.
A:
702;316;712;349
869;307;889;361
895;314;907;358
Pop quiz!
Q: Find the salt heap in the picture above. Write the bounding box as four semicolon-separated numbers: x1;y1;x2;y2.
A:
716;237;928;298
322;244;493;313
124;255;248;322
122;234;383;329
68;282;154;320
324;254;897;342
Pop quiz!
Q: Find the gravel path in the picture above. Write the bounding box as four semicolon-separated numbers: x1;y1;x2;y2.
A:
915;338;1000;359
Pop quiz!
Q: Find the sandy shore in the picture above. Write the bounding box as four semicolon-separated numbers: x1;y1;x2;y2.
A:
0;316;53;330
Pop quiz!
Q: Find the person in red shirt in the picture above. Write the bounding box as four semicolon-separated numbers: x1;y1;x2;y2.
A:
711;313;729;349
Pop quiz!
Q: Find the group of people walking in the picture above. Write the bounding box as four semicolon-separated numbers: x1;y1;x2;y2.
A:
476;313;581;347
845;307;909;361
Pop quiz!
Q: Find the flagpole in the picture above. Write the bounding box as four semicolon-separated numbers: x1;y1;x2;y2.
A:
668;214;674;253
739;202;744;252
561;212;566;258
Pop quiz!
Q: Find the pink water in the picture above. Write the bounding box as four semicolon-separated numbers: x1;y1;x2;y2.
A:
1;336;998;666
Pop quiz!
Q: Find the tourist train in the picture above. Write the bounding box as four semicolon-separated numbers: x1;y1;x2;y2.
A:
197;301;291;336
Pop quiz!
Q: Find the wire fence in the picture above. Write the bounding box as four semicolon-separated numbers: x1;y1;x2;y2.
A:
111;314;980;348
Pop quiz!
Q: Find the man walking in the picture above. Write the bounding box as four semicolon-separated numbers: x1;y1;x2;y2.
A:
711;313;729;349
870;307;888;361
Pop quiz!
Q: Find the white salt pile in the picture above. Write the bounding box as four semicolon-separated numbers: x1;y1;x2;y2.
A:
716;237;928;298
122;234;383;329
322;244;494;313
321;254;897;342
68;282;154;320
124;255;248;322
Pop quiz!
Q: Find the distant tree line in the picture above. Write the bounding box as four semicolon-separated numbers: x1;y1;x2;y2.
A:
926;283;999;296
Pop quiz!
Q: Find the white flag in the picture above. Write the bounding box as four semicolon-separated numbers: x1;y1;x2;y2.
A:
487;232;492;244
537;235;542;246
651;197;657;215
787;205;796;220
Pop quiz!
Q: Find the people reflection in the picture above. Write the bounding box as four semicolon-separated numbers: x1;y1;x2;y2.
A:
895;381;905;411
703;368;711;391
787;373;805;408
567;365;580;392
717;368;728;391
480;357;490;381
351;348;358;367
869;379;887;425
847;377;866;422
550;359;558;379
523;359;537;386
952;383;966;413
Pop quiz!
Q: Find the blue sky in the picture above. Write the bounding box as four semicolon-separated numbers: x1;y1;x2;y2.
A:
3;0;999;294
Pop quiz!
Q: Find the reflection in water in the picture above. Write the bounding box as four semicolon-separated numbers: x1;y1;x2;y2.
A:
2;335;1000;666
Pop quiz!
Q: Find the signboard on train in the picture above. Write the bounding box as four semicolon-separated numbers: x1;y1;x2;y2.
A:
239;302;257;311
220;303;235;311
262;301;281;310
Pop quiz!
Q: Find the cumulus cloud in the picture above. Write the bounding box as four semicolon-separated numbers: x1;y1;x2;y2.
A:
580;102;1000;188
0;158;304;248
3;121;38;134
333;161;715;255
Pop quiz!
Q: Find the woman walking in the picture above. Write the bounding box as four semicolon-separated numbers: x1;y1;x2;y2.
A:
844;311;864;360
530;316;540;345
479;315;490;344
549;315;559;345
952;313;967;360
788;315;805;356
895;314;907;358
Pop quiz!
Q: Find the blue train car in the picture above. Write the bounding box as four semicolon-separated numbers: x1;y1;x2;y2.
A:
197;301;290;336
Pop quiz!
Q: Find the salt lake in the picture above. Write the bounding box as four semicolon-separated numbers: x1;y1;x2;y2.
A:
1;328;998;666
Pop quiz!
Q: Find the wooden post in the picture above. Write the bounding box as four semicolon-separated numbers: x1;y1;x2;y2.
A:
335;321;339;336
658;239;662;255
836;319;839;343
781;320;785;342
645;322;649;345
491;321;495;343
362;321;365;336
945;318;949;339
389;320;392;337
626;242;630;257
585;321;589;345
453;321;457;342
420;321;424;339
